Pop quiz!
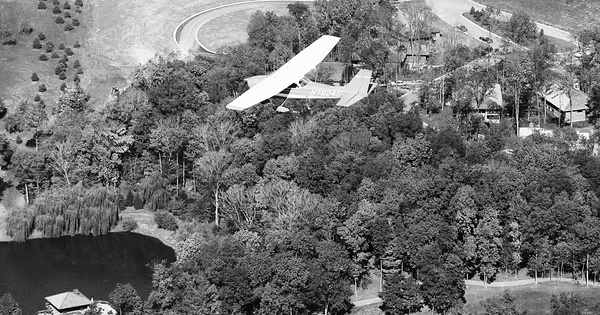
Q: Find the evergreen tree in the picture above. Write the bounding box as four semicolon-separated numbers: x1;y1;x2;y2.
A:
0;293;22;315
133;193;144;210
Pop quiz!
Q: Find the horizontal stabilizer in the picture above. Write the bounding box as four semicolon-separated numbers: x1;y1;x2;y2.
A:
336;93;366;107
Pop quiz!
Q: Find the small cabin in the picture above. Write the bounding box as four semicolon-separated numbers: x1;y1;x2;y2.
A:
37;290;116;315
469;83;503;124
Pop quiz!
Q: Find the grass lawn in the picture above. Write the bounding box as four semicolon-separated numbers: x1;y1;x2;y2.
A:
118;209;177;249
475;0;600;33
197;6;290;52
465;282;600;314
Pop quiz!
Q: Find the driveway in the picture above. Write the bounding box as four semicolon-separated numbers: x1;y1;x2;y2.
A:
426;0;575;48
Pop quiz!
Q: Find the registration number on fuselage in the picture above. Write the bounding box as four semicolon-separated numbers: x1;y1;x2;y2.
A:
309;90;341;98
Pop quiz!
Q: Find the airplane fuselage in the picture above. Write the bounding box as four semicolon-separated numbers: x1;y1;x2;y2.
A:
246;75;355;100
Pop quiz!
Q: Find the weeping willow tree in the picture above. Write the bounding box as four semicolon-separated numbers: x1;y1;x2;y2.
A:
139;172;170;211
6;207;35;241
31;183;120;238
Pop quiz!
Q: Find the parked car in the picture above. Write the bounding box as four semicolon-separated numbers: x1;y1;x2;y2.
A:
479;36;493;43
456;25;468;32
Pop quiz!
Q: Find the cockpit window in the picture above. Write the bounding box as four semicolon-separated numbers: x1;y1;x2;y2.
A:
298;77;311;87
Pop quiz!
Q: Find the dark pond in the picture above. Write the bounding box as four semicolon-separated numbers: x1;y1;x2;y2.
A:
0;232;176;315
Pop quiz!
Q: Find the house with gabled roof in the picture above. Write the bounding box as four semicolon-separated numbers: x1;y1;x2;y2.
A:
471;83;503;123
541;86;589;124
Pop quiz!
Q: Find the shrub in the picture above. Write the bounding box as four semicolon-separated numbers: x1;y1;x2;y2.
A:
77;67;83;74
60;54;68;63
55;66;63;75
73;40;80;48
39;54;48;61
39;84;46;92
63;1;70;9
154;212;178;231
31;73;39;81
58;43;65;50
75;0;83;7
15;136;22;144
1;38;16;45
71;19;80;27
65;47;73;56
19;22;33;35
53;0;60;5
122;218;138;232
73;74;80;83
133;193;144;210
37;32;46;40
75;8;81;14
59;73;66;80
34;94;41;102
45;41;53;51
38;1;47;10
55;16;65;24
51;51;59;58
0;101;6;120
60;82;67;91
52;5;61;14
73;59;80;68
64;23;74;31
33;38;42;49
64;11;71;18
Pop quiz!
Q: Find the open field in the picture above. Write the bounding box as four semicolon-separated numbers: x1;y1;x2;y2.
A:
476;0;600;33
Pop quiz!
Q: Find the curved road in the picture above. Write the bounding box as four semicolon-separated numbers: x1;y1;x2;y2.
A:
426;0;576;48
174;0;313;56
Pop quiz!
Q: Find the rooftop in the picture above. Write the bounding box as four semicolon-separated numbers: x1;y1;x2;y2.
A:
542;87;589;112
45;291;91;311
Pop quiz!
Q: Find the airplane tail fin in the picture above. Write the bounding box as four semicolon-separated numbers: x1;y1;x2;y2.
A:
336;69;374;107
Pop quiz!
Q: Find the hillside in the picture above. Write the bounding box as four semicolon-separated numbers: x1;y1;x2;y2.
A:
476;0;600;33
0;0;266;107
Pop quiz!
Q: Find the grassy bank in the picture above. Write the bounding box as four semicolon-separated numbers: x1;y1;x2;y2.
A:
475;0;599;33
118;209;178;249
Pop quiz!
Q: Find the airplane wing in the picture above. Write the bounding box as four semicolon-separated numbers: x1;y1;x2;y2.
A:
226;35;341;111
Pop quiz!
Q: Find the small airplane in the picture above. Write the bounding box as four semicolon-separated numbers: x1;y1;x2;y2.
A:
226;35;377;112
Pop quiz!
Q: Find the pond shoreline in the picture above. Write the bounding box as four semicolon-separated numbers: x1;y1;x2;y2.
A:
0;208;177;250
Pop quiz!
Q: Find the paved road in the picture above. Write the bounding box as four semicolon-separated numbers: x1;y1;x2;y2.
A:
353;297;383;307
174;0;313;56
426;0;576;48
